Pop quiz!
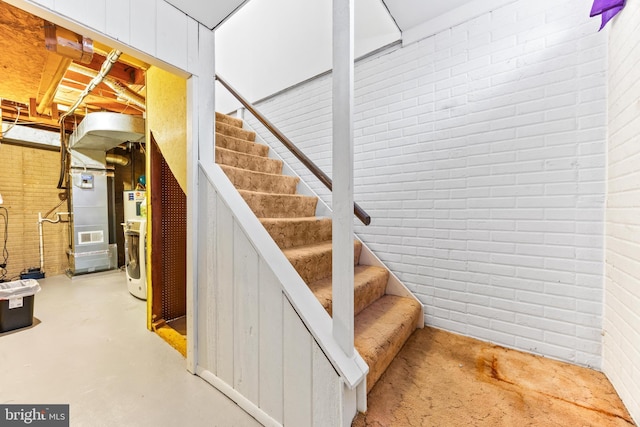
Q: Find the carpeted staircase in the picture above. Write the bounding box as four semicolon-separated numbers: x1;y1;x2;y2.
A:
214;112;422;394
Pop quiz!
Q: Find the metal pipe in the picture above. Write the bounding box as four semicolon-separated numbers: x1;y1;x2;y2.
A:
106;153;130;166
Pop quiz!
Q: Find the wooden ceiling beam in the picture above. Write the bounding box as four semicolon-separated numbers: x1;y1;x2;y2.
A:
35;52;72;115
60;73;118;96
1;99;75;133
82;100;144;115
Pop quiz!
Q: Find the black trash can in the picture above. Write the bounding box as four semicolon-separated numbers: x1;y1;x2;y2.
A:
0;279;41;333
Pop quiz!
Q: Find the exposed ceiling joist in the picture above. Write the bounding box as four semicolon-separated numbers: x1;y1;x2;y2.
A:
0;2;148;133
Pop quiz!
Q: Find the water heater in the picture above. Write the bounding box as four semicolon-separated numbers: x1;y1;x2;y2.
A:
123;190;145;221
123;219;146;300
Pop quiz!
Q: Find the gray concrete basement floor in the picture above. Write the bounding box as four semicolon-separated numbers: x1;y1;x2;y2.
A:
0;271;260;427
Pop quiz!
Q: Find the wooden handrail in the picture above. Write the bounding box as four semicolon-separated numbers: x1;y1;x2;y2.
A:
215;74;371;226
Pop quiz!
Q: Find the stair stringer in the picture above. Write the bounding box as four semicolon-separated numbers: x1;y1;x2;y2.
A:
240;116;425;329
195;160;367;427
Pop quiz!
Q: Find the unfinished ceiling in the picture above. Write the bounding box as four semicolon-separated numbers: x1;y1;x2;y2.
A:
0;1;148;133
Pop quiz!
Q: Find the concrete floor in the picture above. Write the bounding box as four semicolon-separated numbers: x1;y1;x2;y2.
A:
0;271;260;427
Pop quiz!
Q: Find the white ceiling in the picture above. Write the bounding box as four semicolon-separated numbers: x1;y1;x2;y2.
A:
169;0;515;111
382;0;475;32
215;0;400;112
165;0;249;29
165;0;490;37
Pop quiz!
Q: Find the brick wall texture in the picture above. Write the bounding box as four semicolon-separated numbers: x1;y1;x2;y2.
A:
246;0;608;367
604;0;640;422
0;143;69;280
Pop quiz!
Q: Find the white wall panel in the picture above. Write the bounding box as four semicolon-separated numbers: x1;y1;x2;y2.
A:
258;262;284;423
29;0;52;8
51;0;106;34
604;0;640;422
233;222;260;401
157;0;189;71
283;300;313;426
105;0;131;44
197;170;217;372
312;342;342;426
129;0;157;57
215;194;235;384
194;164;361;426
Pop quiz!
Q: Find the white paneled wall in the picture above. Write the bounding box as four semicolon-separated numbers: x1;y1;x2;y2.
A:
196;165;364;426
245;0;608;367
604;0;640;423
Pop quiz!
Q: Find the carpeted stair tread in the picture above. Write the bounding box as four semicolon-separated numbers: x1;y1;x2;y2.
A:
216;121;256;141
217;132;269;157
215;147;283;174
220;165;299;194
283;240;362;284
261;217;332;249
239;190;318;218
309;265;389;317
215;112;243;128
354;295;422;393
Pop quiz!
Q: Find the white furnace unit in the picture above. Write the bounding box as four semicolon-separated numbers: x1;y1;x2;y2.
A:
66;112;145;275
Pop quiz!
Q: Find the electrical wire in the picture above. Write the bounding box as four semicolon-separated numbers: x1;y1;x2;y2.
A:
0;106;21;138
0;207;8;281
43;193;68;219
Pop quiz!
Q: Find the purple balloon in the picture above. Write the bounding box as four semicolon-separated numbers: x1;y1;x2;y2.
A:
590;0;626;30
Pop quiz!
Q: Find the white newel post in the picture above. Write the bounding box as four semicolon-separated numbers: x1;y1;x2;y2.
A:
332;0;355;357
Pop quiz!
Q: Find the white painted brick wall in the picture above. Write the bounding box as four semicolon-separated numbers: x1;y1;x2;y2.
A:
245;0;607;367
604;0;640;422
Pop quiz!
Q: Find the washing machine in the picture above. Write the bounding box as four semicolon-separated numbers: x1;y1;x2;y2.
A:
123;219;147;300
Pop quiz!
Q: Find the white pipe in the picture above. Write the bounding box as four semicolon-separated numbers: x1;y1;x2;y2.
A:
38;212;70;271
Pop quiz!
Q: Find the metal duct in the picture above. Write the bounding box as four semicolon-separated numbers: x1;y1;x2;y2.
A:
106;153;130;166
44;22;94;64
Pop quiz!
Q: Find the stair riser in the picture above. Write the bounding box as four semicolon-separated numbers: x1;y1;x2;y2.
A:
216;148;283;175
216;121;256;141
354;297;422;393
216;132;269;157
286;241;362;284
215;112;243;128
310;266;389;317
240;192;317;218
262;218;332;249
222;166;299;195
